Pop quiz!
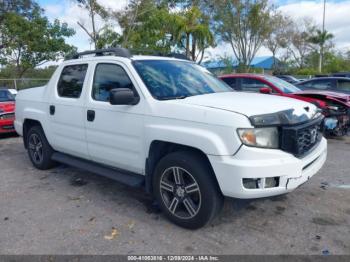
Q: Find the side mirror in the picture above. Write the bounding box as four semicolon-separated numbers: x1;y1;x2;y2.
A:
109;88;139;105
259;87;272;94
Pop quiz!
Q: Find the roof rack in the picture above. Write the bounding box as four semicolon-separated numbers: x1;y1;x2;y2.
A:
66;47;190;61
68;48;132;60
129;49;190;60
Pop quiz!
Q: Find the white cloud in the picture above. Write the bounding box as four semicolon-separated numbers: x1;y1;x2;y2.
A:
278;0;350;51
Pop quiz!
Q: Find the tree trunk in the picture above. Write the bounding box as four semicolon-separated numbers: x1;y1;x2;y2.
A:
191;36;196;61
318;45;323;73
90;0;97;49
185;32;190;59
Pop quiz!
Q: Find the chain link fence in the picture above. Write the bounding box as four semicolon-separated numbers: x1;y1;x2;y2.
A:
0;78;50;90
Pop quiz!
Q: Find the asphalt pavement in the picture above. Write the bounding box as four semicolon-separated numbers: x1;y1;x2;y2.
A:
0;135;349;255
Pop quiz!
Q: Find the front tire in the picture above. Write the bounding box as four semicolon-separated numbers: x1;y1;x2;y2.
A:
153;151;223;229
27;125;56;170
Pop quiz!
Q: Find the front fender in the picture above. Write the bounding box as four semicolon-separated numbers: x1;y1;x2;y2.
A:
144;121;242;156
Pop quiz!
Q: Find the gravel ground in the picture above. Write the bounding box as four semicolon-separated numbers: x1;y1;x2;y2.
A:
0;135;349;255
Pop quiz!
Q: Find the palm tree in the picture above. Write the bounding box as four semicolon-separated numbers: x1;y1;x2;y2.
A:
174;7;214;62
309;29;334;73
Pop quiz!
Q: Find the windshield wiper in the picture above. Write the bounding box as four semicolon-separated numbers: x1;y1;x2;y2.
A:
158;95;188;100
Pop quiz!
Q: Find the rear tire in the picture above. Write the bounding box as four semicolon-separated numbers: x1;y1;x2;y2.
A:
153;151;223;229
27;125;56;170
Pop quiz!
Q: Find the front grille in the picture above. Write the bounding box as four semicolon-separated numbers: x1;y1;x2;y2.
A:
0;113;15;120
281;117;323;157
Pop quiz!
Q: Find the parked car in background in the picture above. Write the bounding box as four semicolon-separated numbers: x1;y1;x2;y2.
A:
297;77;350;94
0;89;16;134
8;89;18;97
331;72;350;78
220;74;350;136
275;75;301;84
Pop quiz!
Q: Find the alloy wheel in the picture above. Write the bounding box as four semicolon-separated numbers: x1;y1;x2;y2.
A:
28;133;43;165
159;166;201;219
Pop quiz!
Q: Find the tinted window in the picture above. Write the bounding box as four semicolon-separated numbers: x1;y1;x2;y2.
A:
0;90;15;102
337;79;350;91
241;78;269;92
57;64;88;98
222;78;237;90
133;60;231;100
92;63;134;102
309;79;332;90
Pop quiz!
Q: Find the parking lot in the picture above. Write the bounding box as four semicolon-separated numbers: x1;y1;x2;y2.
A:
0;135;349;255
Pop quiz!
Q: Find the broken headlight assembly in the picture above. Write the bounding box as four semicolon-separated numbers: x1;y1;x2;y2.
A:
237;127;279;149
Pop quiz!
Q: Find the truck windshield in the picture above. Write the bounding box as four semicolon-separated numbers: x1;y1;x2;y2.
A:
263;75;301;94
133;60;232;100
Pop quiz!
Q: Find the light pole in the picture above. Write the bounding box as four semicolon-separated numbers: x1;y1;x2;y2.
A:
319;0;326;73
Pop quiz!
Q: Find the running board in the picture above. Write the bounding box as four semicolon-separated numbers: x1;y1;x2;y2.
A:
51;152;145;187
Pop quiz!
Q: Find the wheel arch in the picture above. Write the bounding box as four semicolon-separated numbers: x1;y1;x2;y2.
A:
145;140;221;195
23;119;43;149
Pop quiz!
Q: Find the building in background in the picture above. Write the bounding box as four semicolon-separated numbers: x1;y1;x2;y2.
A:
203;56;283;75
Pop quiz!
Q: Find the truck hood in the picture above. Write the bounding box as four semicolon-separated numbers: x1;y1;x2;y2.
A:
176;92;317;118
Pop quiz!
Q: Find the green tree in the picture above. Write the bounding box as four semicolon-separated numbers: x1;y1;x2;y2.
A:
213;0;273;72
308;29;334;73
265;12;292;70
283;18;315;69
175;6;214;62
75;0;109;49
115;1;214;62
0;4;75;77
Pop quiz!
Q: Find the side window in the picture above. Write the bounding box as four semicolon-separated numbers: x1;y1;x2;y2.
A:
310;80;332;90
241;78;269;92
57;64;88;98
222;78;237;90
92;63;134;102
337;80;350;91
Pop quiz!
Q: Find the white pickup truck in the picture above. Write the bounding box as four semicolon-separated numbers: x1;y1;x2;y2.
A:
15;48;327;229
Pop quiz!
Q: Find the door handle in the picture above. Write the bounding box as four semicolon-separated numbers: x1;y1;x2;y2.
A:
87;110;95;122
49;105;55;115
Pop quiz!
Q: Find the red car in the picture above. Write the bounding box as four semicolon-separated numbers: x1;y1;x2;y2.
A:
0;89;16;134
220;74;350;136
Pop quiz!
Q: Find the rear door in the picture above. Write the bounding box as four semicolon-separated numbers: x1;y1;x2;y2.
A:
48;63;90;159
84;61;145;174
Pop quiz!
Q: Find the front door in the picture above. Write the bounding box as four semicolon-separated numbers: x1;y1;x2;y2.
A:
85;62;145;174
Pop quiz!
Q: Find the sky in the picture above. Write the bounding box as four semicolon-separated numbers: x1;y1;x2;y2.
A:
37;0;350;61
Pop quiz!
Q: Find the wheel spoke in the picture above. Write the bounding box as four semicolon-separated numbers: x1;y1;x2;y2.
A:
168;197;179;214
183;197;197;217
172;167;182;185
36;141;43;149
32;135;38;145
185;183;199;194
28;143;35;150
33;151;39;161
160;180;174;192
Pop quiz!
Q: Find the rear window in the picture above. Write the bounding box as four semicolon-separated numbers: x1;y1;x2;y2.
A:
338;79;350;91
57;64;88;98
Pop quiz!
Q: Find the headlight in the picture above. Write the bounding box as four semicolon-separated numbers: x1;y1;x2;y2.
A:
237;127;279;148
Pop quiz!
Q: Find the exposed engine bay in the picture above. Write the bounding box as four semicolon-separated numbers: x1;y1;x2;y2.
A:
296;92;350;136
